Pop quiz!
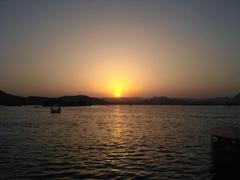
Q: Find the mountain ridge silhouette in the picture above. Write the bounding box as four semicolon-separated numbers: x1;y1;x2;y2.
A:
0;90;239;106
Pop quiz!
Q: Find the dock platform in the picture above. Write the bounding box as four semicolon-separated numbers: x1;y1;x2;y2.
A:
210;127;240;147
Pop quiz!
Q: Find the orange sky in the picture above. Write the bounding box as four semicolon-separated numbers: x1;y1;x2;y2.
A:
0;1;240;98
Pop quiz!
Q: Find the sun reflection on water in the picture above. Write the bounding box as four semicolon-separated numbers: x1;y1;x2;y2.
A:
110;106;127;142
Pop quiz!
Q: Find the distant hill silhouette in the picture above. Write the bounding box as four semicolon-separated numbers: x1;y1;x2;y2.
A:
234;93;240;100
140;96;237;105
103;97;143;105
0;90;107;106
232;93;240;105
60;95;108;106
0;90;28;105
0;90;239;106
103;94;240;105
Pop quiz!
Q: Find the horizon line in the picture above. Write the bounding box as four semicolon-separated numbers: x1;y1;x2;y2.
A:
1;89;239;99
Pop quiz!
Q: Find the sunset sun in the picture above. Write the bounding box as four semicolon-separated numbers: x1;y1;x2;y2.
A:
115;92;121;97
108;80;125;98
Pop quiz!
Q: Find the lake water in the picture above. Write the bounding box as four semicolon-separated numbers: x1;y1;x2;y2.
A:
0;105;240;179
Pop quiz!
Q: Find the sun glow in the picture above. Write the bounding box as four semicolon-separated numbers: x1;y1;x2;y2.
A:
112;83;124;98
115;92;121;97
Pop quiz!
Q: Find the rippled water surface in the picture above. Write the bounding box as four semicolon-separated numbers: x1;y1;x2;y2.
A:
0;105;240;179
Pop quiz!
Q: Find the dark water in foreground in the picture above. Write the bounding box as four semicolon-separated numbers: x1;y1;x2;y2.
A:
0;105;240;179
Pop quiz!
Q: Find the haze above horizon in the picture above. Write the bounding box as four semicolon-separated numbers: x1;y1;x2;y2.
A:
1;0;240;98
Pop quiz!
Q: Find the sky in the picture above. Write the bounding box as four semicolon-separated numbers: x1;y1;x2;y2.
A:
0;0;240;98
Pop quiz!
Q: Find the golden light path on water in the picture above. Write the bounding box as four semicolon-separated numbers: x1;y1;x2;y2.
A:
1;106;240;178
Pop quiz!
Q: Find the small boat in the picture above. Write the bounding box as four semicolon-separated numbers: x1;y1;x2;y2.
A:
51;105;61;113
